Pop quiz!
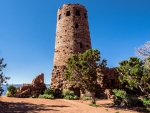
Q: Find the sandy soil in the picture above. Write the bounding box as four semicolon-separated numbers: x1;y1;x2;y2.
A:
0;96;142;113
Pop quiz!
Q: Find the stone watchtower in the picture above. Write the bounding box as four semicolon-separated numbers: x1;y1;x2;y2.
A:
50;3;91;94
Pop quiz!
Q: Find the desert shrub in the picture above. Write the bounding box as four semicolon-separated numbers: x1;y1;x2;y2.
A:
6;91;13;97
62;89;78;100
112;89;128;106
62;89;74;96
64;95;74;100
141;97;150;107
44;88;54;95
7;85;16;94
127;96;143;107
38;88;55;99
43;94;54;99
82;96;91;101
38;94;43;98
142;97;150;107
89;103;99;107
38;94;54;99
113;89;144;107
73;95;78;100
6;85;16;97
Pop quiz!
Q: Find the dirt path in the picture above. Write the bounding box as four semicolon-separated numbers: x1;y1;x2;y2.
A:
0;96;141;113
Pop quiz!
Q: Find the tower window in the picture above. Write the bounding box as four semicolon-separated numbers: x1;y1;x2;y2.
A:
66;11;70;16
76;10;80;16
75;24;78;28
59;14;62;20
80;42;83;48
84;13;87;18
86;45;89;47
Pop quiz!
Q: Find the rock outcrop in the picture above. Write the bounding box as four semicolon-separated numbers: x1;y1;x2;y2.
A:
15;73;46;97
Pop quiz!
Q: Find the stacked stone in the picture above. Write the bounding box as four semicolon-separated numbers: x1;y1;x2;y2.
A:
50;66;66;90
15;73;46;97
50;3;91;97
50;3;122;98
53;3;91;66
96;67;121;98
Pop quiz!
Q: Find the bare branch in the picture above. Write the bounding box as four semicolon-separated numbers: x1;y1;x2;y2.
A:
136;41;150;57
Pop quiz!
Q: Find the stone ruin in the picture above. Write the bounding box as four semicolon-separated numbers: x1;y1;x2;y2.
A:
15;73;46;97
50;65;121;98
96;67;122;99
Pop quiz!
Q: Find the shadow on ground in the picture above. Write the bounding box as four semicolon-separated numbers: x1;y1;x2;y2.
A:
99;103;144;113
0;101;70;113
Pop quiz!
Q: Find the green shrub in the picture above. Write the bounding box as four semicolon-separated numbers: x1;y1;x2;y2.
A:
6;85;16;97
141;97;150;107
38;94;44;98
38;94;54;99
62;89;74;96
74;95;78;100
6;91;13;97
112;89;128;106
112;89;144;107
62;89;78;100
89;103;99;107
128;96;143;107
43;94;54;99
38;88;55;99
7;85;16;96
82;96;91;101
64;95;74;100
44;88;54;95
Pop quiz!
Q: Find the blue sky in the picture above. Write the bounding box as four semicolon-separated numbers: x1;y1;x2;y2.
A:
0;0;150;84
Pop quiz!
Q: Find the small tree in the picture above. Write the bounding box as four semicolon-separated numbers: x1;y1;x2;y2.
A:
64;49;107;104
136;41;150;57
0;58;10;96
117;57;150;96
136;42;150;89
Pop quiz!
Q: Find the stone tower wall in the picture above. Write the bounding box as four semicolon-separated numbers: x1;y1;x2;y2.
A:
54;4;91;66
50;4;122;98
50;4;92;96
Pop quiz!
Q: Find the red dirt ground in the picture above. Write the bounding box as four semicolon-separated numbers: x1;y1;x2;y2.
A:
0;96;142;113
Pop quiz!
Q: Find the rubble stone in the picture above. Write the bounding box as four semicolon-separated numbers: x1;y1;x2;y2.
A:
15;73;46;97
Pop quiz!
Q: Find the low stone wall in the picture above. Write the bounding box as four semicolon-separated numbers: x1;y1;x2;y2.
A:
15;73;46;97
50;66;121;98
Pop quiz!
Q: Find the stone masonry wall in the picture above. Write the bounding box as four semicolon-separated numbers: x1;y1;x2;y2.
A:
50;3;91;95
15;73;46;97
54;3;91;66
96;68;122;98
50;3;122;98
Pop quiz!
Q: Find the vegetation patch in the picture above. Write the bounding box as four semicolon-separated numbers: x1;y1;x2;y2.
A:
6;85;16;97
62;89;78;100
89;103;99;107
38;88;55;99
